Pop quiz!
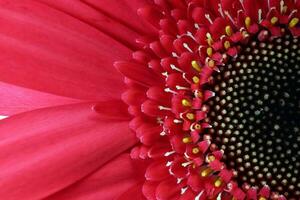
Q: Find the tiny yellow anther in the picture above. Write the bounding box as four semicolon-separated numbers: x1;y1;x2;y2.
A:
225;25;232;36
270;17;278;25
208;60;215;68
191;60;201;72
208;155;216;162
206;33;213;46
258;197;267;200
214;178;223;187
207;47;213;57
192;147;200;154
289;18;299;28
196;91;203;98
201;168;212;177
207;38;213;46
186;113;195;120
192;76;200;84
242;30;249;38
245;17;251;29
194;123;202;130
224;41;231;49
182;137;192;144
182;99;192;107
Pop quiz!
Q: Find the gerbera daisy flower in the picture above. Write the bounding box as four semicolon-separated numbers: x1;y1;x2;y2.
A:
0;0;299;200
116;0;299;199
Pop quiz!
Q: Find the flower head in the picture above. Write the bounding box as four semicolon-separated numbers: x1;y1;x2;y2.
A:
116;0;300;199
0;0;298;199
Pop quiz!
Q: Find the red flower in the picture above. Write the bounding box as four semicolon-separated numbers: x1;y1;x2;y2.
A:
116;0;299;199
0;0;299;200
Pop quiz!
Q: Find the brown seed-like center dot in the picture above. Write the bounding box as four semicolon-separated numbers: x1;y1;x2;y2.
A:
205;33;300;199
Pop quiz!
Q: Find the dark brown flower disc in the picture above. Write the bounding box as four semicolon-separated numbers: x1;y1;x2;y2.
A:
206;33;300;199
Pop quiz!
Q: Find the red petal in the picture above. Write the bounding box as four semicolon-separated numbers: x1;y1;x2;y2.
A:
38;0;143;50
92;99;131;120
0;81;81;116
138;6;163;29
122;89;147;106
148;142;172;158
145;160;170;181
187;173;203;191
137;123;162;145
84;0;157;36
147;86;172;104
170;135;186;154
156;178;181;200
45;153;147;200
115;61;162;87
142;100;171;117
143;181;158;200
179;189;196;200
0;1;130;100
0;102;136;199
170;157;187;178
246;187;257;199
116;183;146;200
259;185;270;197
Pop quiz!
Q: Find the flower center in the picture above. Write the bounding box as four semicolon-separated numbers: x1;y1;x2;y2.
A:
206;33;300;199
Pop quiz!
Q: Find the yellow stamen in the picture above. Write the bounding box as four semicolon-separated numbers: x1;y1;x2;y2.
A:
242;30;249;38
245;17;251;29
259;197;267;200
196;91;203;98
181;99;192;107
194;123;202;130
201;168;213;177
214;178;223;187
182;137;192;143
224;41;231;49
208;60;215;68
207;47;213;57
207;38;213;46
289;18;299;28
225;25;232;36
270;17;278;25
192;147;200;154
186;113;195;120
191;60;201;72
192;76;200;84
206;33;213;46
208;155;216;162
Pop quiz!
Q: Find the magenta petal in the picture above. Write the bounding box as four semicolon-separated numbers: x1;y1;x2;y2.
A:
0;81;81;116
142;181;158;200
0;102;136;199
145;160;169;181
115;183;146;200
115;61;162;87
80;0;157;38
0;1;131;100
45;153;147;200
156;178;181;200
37;0;143;50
